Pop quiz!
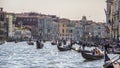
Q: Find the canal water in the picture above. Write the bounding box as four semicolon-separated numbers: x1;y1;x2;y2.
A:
0;41;118;68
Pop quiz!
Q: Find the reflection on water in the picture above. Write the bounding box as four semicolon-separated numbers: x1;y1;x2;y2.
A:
0;41;112;68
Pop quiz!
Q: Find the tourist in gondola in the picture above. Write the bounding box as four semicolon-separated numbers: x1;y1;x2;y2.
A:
92;49;96;55
92;47;104;56
92;48;98;55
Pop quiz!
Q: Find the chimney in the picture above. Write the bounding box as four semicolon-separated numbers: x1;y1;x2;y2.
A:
0;8;3;11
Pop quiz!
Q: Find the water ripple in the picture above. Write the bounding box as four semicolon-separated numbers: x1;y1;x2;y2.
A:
0;41;105;68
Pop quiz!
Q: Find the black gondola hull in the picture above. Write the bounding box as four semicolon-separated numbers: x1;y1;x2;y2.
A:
57;45;71;51
51;42;57;45
36;43;44;49
81;51;104;60
27;42;34;45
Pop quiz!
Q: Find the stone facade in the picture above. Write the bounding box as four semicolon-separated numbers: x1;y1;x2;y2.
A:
106;0;120;42
74;16;108;42
0;8;8;41
58;18;75;40
52;21;59;40
74;23;83;41
38;17;53;40
0;9;108;41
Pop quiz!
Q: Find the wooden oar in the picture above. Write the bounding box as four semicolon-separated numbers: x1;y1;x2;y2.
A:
104;56;120;68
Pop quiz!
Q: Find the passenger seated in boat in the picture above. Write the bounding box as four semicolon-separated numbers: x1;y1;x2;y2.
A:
92;48;103;55
92;49;96;55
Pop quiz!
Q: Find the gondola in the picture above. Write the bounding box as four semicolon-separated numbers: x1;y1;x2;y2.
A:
81;51;104;60
51;42;57;45
27;41;34;45
36;40;44;49
15;40;18;43
57;45;71;51
51;40;57;45
36;43;44;49
57;43;72;51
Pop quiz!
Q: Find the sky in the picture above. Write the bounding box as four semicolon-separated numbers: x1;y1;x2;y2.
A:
0;0;106;22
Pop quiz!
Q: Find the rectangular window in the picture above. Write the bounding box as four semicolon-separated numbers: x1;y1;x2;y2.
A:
63;24;64;27
69;30;73;33
62;29;64;33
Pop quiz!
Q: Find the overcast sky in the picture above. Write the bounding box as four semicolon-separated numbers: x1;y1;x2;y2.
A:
0;0;106;22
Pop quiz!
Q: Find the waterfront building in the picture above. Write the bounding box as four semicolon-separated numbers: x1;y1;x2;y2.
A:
93;23;108;39
80;16;92;41
14;29;31;41
15;12;59;40
37;17;44;40
0;8;15;41
14;13;39;39
6;13;14;38
52;21;59;40
58;18;70;40
106;0;120;42
0;8;9;41
106;0;114;41
74;22;83;41
112;0;120;41
74;16;108;42
38;17;53;41
66;21;75;40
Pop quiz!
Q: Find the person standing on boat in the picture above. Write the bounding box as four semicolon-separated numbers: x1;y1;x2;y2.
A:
92;49;96;55
63;39;66;45
82;42;85;50
67;38;73;48
36;40;40;48
58;39;62;46
103;39;110;53
104;53;114;68
58;40;62;46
